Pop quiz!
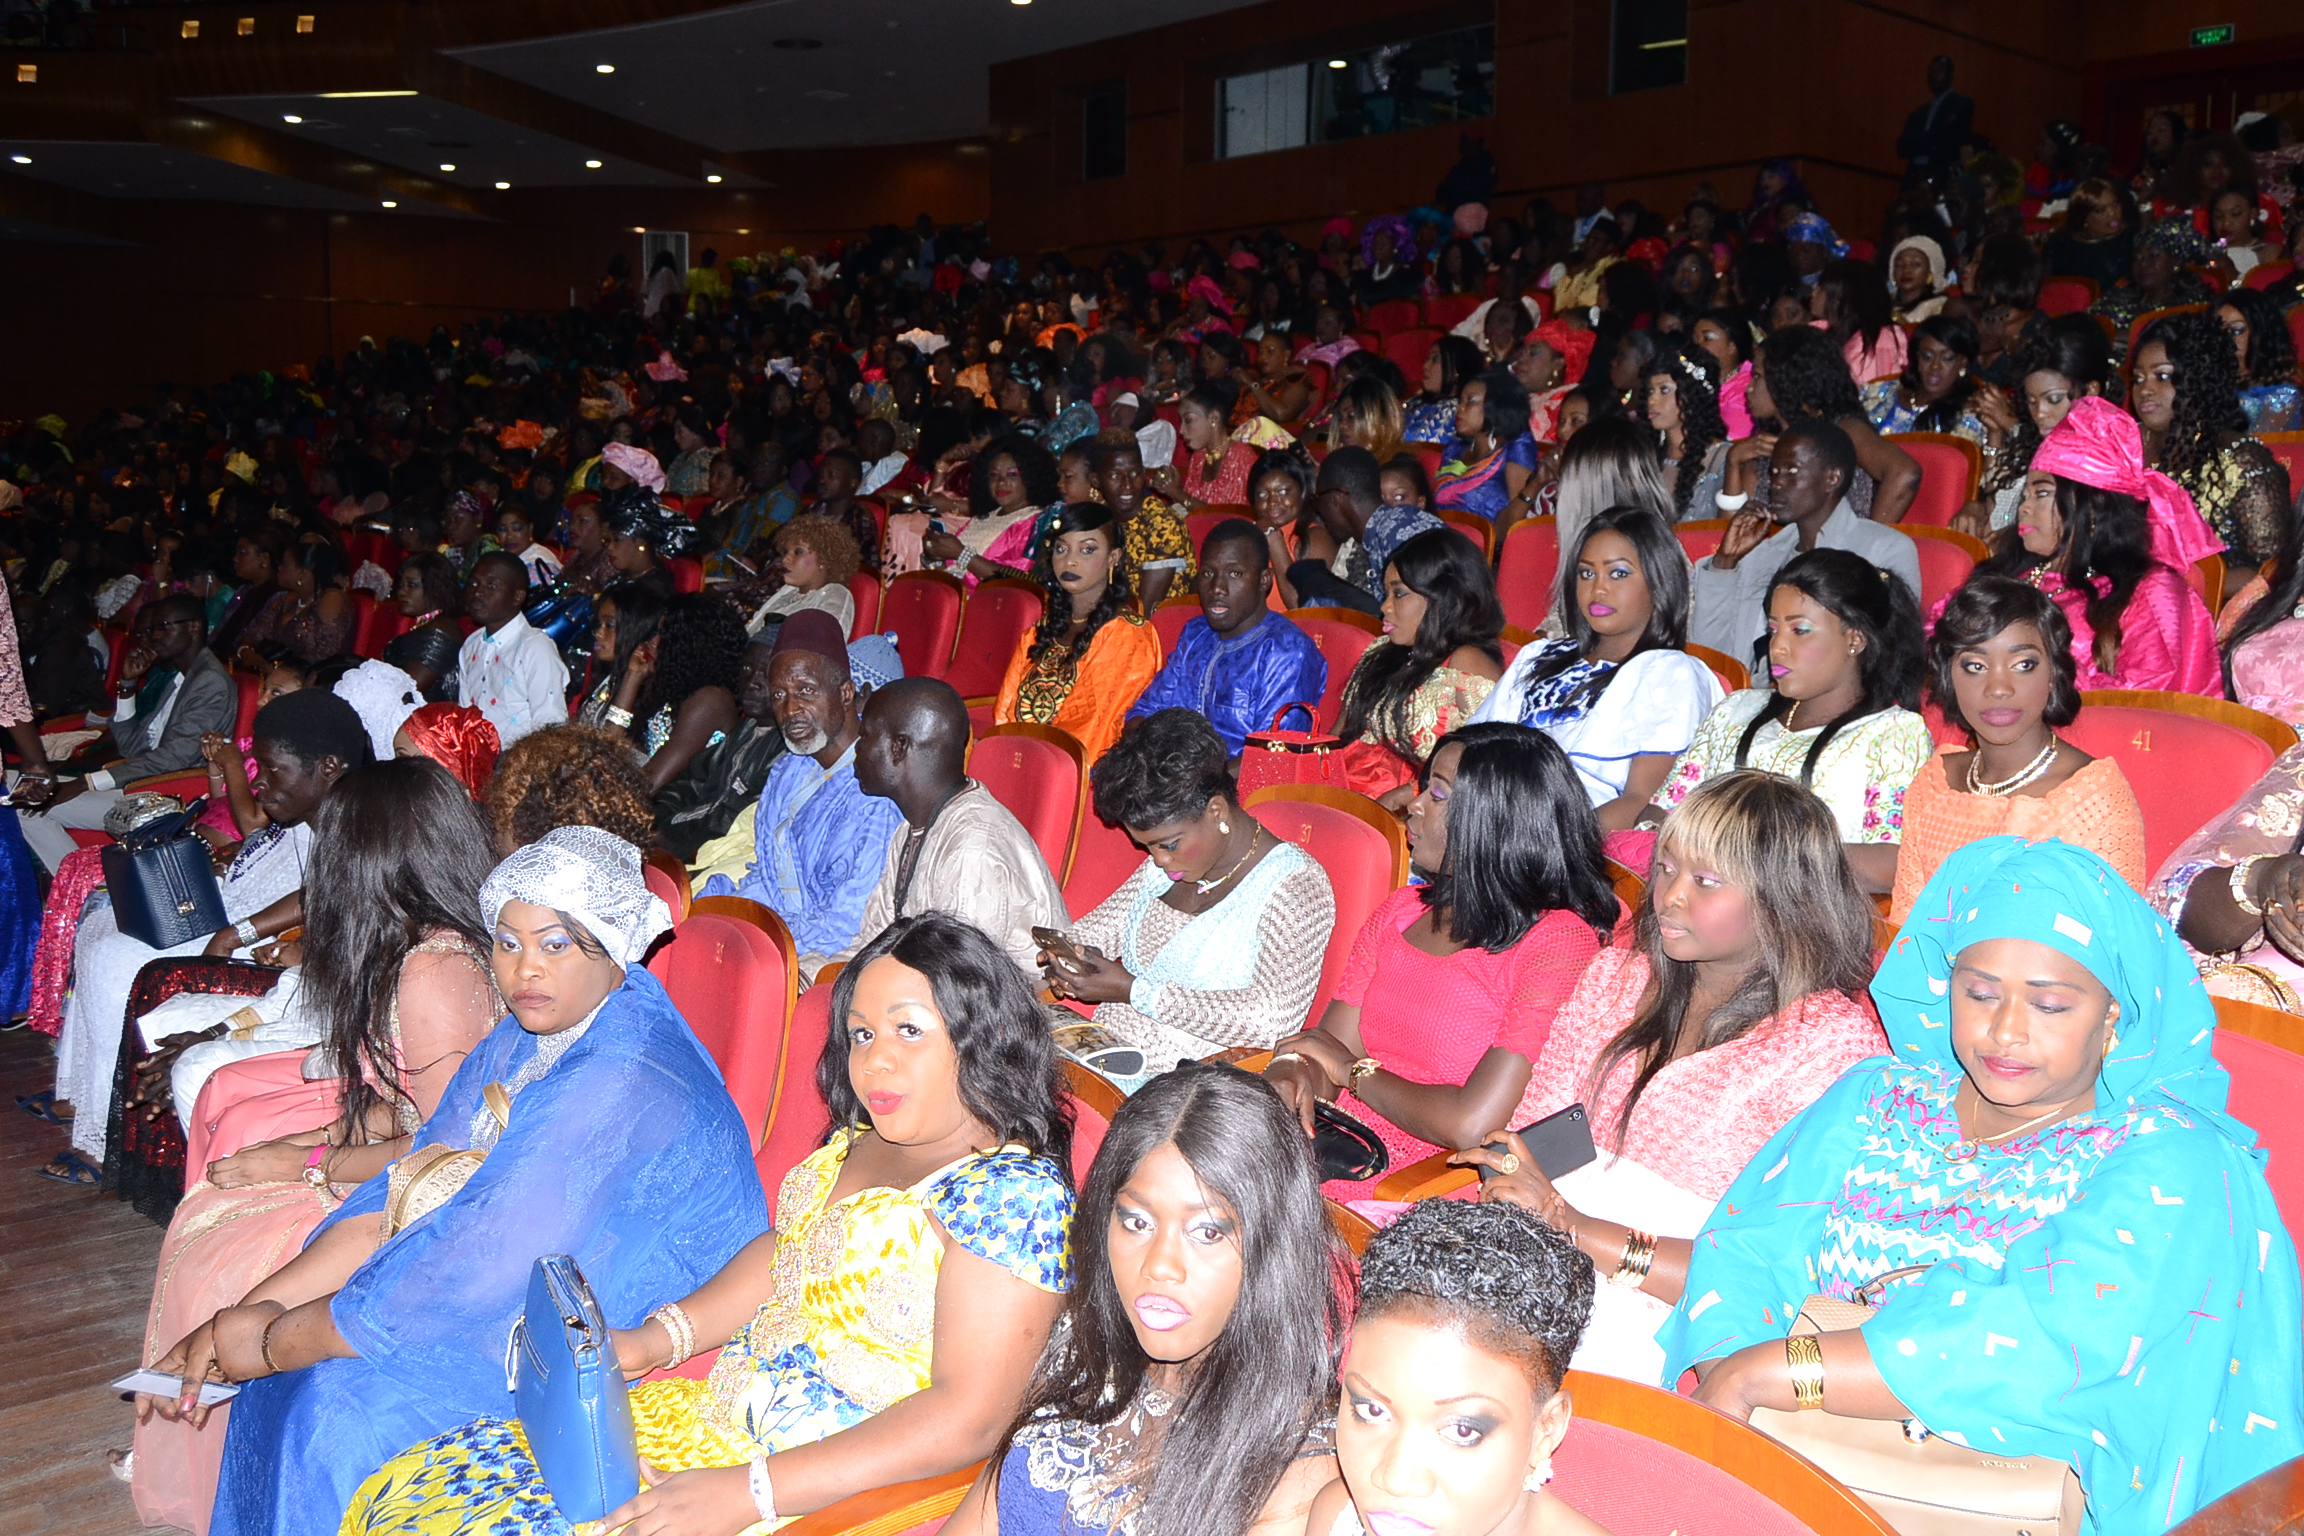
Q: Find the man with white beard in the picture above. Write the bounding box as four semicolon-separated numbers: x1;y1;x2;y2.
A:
696;609;905;973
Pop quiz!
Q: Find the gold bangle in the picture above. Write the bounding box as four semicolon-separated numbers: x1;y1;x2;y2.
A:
1609;1230;1657;1287
2230;855;2271;918
257;1313;285;1377
1785;1335;1826;1410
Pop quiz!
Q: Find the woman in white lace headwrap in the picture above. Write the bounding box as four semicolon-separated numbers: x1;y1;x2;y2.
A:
330;661;424;761
153;821;766;1536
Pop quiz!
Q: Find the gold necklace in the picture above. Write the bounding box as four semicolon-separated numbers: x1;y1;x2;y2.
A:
1945;1081;2075;1162
1194;829;1260;895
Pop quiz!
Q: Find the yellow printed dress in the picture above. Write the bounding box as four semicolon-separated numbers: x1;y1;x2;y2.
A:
342;1136;1074;1536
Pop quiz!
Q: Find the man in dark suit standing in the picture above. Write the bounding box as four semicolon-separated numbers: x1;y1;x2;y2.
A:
1896;55;1974;184
12;593;238;870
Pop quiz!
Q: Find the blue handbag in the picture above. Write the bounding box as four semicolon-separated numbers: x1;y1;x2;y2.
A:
506;1254;641;1524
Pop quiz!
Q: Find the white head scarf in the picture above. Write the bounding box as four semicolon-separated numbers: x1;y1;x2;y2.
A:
480;825;673;966
1888;235;1948;296
332;660;424;760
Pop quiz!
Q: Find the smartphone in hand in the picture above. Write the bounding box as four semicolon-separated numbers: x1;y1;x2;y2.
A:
1031;925;1092;975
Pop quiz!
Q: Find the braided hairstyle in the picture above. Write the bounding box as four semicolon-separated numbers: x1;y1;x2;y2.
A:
1645;340;1725;517
1026;502;1134;666
2135;311;2248;483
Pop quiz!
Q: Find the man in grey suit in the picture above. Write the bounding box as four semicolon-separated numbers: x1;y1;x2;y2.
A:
12;593;239;871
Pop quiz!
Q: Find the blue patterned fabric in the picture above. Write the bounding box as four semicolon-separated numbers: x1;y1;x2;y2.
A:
1124;613;1328;754
1360;506;1448;596
698;740;905;957
0;807;36;1016
1401;398;1457;444
1658;839;2304;1534
211;966;770;1536
926;1146;1076;1292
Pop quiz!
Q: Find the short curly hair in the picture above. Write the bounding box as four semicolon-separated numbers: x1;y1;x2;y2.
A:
1926;574;2082;734
485;723;658;851
1757;324;1862;426
1357;1198;1594;1396
1090;707;1236;833
774;513;863;586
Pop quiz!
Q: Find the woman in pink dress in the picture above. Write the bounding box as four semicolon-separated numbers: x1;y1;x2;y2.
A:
1454;768;1886;1382
1262;724;1622;1199
129;758;500;1533
1979;396;2222;693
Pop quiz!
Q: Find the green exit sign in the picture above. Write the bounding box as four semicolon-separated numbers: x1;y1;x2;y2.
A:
2191;22;2236;46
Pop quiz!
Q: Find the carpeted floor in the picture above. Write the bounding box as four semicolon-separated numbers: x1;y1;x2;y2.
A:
0;1024;187;1535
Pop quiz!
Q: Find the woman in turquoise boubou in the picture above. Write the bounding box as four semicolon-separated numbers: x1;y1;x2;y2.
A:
1659;836;2304;1533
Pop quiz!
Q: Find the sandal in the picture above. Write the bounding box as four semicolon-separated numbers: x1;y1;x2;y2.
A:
15;1090;65;1124
107;1448;134;1483
33;1152;100;1186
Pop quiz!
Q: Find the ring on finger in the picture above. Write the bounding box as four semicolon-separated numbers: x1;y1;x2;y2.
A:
1497;1153;1521;1175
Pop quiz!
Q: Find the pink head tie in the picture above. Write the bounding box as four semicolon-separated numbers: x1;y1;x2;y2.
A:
600;441;666;494
2027;396;2222;574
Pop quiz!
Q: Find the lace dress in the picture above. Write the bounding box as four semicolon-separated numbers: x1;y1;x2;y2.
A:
2176;436;2289;570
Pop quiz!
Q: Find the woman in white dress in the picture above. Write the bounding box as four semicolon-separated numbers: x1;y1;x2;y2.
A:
1472;507;1721;829
38;690;368;1183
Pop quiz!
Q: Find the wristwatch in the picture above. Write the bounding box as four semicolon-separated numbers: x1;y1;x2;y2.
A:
1347;1056;1382;1088
302;1143;333;1189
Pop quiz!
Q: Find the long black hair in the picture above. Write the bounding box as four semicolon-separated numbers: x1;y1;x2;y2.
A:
1335;528;1502;760
1028;501;1134;663
998;1064;1346;1536
1980;477;2155;677
1733;547;1924;784
1999;314;2112;476
2136;311;2248;483
640;592;746;725
305;758;497;1140
2220;286;2299;388
1756;324;1862;426
1815;258;1892;361
817;913;1072;1170
594;579;666;731
2225;501;2304;702
1524;505;1689;717
1417;724;1619;949
1900;314;1982;434
1646;341;1725;517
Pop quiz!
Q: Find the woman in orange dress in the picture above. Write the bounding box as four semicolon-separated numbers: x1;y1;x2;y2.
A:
993;503;1160;762
1890;574;2146;925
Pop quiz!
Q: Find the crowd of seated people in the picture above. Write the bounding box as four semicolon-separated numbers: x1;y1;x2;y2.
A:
3;84;2304;1535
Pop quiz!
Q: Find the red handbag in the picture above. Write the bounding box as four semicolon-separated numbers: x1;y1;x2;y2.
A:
1237;701;1346;796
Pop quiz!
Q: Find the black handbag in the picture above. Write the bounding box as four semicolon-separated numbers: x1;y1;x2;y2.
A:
1312;1099;1389;1183
99;798;228;950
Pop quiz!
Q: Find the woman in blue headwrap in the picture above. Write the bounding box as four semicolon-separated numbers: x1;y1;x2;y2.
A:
1657;836;2304;1532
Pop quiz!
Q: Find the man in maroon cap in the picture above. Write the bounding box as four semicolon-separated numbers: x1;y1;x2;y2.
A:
695;609;905;973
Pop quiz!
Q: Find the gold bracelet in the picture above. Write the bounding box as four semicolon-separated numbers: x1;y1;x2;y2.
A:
1608;1230;1657;1287
2230;854;2271;918
258;1313;285;1377
1785;1334;1826;1410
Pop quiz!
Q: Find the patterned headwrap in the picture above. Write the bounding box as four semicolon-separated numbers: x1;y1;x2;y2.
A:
2029;396;2223;574
1185;274;1233;317
1888;235;1948;295
401;702;501;796
223;450;258;484
498;419;546;451
601;484;697;557
1874;836;2249;1145
479;824;672;967
599;441;666;494
1529;318;1597;383
1782;211;1848;258
1360;214;1417;267
644;350;688;383
2138;215;2214;267
332;660;425;760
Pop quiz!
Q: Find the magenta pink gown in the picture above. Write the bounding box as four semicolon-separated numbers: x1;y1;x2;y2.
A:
131;936;498;1534
2038;566;2221;694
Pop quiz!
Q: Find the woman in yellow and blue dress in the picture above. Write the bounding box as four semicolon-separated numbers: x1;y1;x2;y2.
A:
345;912;1076;1536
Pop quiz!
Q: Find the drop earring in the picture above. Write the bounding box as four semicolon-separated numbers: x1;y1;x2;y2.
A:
1523;1456;1554;1491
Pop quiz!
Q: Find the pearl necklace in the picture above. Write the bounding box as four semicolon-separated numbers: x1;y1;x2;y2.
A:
1964;735;2058;796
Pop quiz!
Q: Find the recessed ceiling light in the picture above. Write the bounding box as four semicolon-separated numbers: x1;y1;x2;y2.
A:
1011;0;1031;7
595;63;615;74
494;180;510;189
584;159;602;169
281;113;303;124
1328;58;1348;68
380;199;397;208
705;173;722;184
8;154;27;164
438;162;455;172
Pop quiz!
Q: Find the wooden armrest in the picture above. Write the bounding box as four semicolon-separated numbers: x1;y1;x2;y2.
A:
776;1463;984;1536
814;961;846;988
1205;1046;1272;1069
1372;1149;1477;1202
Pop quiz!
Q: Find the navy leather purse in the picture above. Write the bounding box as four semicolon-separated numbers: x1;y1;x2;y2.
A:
507;1255;641;1524
99;797;228;949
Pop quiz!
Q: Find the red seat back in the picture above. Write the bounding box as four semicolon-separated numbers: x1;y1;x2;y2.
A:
755;973;835;1197
1365;299;1423;335
1060;1061;1126;1186
882;571;964;680
846;570;881;641
2060;697;2289;872
646;911;794;1143
1408;440;1446;481
2212;1000;2304;1246
668;557;704;594
1286;613;1376;733
1554;1418;1825;1536
233;670;261;739
1906;526;1982;612
1496;516;1560;631
2259;434;2304;510
1885;433;1980;527
944;579;1044;701
2037;276;2096;317
348;592;382;659
967;725;1081;880
1422;293;1482;329
1381;326;1444;379
2241;259;2294;292
1185;509;1240;556
1247;786;1410;1028
1675;518;1730;565
1150;599;1199;658
103;628;128;693
1063;810;1143;916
